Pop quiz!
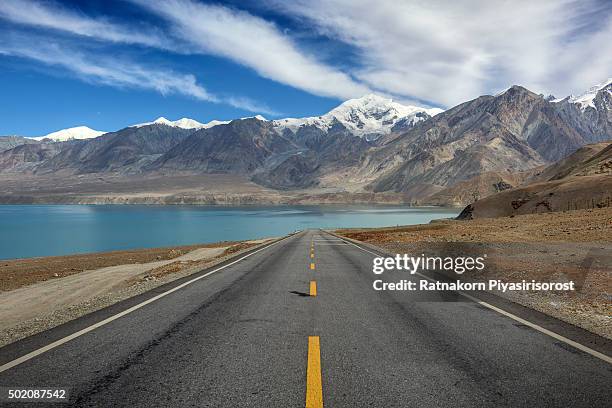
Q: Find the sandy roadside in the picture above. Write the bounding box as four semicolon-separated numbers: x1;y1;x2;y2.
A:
0;238;273;347
336;207;612;339
0;242;244;292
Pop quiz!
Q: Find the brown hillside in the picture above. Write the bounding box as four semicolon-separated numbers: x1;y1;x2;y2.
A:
459;142;612;219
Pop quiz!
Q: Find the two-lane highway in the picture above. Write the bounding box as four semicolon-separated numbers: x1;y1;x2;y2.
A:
0;230;611;407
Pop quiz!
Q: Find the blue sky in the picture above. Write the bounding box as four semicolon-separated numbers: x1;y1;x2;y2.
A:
0;0;611;136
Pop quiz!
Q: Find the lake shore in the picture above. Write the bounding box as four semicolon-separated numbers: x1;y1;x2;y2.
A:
0;173;465;206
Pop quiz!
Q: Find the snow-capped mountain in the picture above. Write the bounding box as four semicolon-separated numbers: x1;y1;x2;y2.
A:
272;94;443;140
23;96;441;144
552;78;612;111
133;116;270;130
548;78;611;140
132;117;229;130
30;126;106;142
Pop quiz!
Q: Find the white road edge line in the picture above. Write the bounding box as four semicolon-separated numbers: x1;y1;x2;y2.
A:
0;234;294;373
337;235;612;365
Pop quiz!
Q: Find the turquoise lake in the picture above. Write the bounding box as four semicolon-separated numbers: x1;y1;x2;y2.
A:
0;205;459;260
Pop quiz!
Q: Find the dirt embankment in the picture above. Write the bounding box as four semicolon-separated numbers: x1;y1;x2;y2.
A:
459;141;612;219
460;175;612;219
337;207;612;339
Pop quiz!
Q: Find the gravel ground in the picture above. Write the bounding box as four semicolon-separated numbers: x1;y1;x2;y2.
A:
0;242;243;292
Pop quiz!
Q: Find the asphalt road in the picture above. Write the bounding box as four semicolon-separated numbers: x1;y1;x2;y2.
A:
0;230;611;407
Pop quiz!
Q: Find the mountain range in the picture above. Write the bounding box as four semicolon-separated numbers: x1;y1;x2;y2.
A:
0;80;610;209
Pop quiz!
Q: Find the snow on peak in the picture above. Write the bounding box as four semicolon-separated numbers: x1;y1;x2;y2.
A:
238;115;267;121
328;94;443;127
30;126;106;142
151;117;173;126
201;119;231;128
553;78;612;110
272;94;443;139
133;117;228;130
126;95;443;138
173;118;208;129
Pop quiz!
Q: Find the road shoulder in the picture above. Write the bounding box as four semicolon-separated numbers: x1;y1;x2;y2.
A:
326;229;612;361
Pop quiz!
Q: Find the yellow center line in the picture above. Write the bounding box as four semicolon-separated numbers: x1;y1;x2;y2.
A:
310;280;317;297
310;262;315;270
306;336;323;408
310;252;314;258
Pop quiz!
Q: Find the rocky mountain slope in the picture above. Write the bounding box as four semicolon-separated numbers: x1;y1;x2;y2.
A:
458;141;612;218
149;118;299;174
355;84;610;200
424;170;539;207
35;125;194;174
0;141;64;173
253;121;372;189
0;136;37;152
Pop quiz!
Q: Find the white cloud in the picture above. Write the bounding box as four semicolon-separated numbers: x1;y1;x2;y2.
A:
0;0;169;48
0;36;276;114
0;40;210;99
2;0;609;110
272;0;612;106
130;0;373;100
224;96;279;116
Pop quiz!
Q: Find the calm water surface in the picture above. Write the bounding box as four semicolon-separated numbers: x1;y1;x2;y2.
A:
0;205;458;260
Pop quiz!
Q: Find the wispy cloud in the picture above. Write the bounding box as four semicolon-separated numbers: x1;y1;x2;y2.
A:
0;0;169;48
271;0;612;106
0;33;276;115
224;96;278;116
129;0;373;100
0;39;211;99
